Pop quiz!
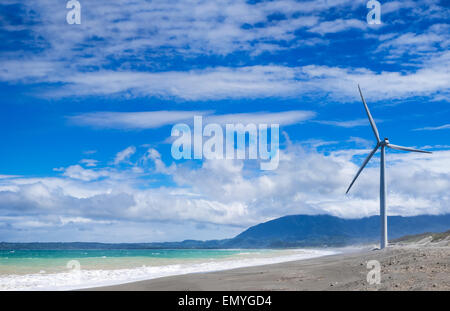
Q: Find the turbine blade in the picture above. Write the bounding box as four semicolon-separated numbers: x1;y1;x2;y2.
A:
387;144;432;154
358;85;381;143
346;145;380;194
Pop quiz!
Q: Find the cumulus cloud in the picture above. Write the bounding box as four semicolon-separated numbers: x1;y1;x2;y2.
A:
1;0;449;243
0;142;448;241
114;146;136;165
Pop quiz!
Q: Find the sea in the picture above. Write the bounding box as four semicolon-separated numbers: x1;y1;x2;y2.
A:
0;248;337;290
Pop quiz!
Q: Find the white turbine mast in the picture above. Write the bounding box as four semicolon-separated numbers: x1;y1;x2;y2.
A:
346;85;432;249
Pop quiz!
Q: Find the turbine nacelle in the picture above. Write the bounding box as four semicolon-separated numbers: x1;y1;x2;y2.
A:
346;88;432;195
380;138;389;146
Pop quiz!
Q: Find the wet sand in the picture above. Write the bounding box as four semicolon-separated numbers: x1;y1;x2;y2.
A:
88;243;449;291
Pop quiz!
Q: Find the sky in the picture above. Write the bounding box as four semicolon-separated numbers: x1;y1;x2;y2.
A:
0;0;449;242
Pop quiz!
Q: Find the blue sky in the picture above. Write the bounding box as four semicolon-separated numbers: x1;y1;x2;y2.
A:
0;0;449;242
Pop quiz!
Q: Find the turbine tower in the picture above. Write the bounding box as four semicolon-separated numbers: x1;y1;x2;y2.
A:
346;85;432;249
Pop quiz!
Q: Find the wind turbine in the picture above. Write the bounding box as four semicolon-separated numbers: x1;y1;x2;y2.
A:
346;85;432;249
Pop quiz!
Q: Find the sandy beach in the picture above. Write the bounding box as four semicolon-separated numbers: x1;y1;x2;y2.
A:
87;242;450;291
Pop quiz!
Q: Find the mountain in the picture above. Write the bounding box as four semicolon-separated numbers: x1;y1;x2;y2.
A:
230;214;450;247
1;214;449;249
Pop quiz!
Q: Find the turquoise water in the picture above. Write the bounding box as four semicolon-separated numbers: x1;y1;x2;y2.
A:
0;248;336;290
0;249;264;274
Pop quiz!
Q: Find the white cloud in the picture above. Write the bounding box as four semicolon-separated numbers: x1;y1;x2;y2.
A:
0;175;21;179
80;159;99;167
314;119;372;128
1;143;449;241
6;59;445;101
206;111;316;126
114;146;136;165
69;111;210;129
347;136;373;148
298;54;450;101
414;124;450;131
52;66;303;99
0;0;356;78
308;19;368;35
141;148;176;174
0;1;448;103
374;23;450;61
381;1;416;14
63;165;111;181
1;0;450;242
70;110;316;130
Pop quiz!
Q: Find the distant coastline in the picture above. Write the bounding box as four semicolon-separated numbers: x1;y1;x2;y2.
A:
2;214;449;250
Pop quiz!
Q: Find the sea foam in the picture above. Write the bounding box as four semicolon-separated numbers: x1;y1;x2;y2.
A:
0;249;337;291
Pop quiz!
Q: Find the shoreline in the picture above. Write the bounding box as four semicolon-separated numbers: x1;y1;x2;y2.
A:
1;248;343;291
86;245;449;291
71;248;344;291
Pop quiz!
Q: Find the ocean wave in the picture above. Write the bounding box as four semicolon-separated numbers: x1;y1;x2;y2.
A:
0;249;337;291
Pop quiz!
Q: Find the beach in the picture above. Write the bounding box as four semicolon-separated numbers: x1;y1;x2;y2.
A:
1;236;448;291
0;248;337;290
88;244;450;291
